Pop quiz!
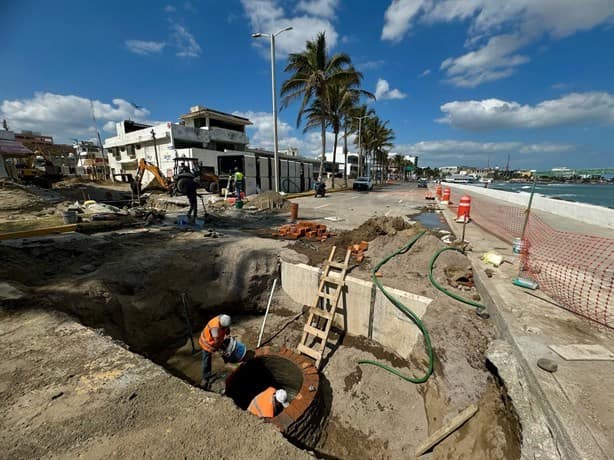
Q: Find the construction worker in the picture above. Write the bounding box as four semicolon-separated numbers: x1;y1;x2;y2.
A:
199;314;231;389
248;387;289;418
233;166;244;200
184;175;198;224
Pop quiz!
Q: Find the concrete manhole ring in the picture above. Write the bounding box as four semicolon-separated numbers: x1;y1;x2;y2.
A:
225;346;322;444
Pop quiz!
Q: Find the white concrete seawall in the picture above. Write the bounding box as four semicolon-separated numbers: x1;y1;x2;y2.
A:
445;183;614;229
280;257;433;359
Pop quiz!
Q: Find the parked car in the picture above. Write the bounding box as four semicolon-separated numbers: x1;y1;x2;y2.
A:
353;176;373;191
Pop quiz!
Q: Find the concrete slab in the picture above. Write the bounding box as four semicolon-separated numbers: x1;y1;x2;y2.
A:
549;344;614;361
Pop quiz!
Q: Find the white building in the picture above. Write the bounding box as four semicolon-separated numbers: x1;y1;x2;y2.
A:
74;141;109;179
325;148;359;177
104;105;317;194
104;106;252;180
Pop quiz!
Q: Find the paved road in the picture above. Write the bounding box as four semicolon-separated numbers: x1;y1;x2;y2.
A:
291;183;432;230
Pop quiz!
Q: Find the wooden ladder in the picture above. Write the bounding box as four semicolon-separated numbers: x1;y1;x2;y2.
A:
297;246;351;369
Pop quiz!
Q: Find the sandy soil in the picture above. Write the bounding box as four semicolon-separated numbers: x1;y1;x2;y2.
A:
0;206;521;459
0;309;308;459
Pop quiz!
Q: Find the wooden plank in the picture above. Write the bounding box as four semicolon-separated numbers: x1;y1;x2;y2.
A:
0;224;78;241
318;291;338;301
415;405;479;457
297;343;321;360
304;325;327;339
322;276;344;286
309;307;333;320
327;261;346;270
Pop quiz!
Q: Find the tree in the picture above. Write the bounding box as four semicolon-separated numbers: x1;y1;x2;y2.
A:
281;32;361;181
324;83;374;188
350;104;376;177
359;116;394;183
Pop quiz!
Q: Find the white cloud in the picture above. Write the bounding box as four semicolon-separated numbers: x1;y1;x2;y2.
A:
241;0;339;56
395;140;574;164
439;92;614;130
295;0;339;18
164;4;176;13
125;40;166;55
418;68;430;78
0;92;154;144
381;0;614;86
381;0;424;42
356;59;385;71
170;22;201;57
440;33;531;87
374;79;407;100
233;110;355;158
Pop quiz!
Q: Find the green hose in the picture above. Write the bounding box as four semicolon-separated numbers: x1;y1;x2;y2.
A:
428;247;486;311
358;230;434;383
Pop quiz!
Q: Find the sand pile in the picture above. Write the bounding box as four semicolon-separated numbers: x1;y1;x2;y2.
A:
248;191;290;210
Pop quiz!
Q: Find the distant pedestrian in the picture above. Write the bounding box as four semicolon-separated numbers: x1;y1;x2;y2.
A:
183;176;198;223
233;167;244;200
198;314;231;390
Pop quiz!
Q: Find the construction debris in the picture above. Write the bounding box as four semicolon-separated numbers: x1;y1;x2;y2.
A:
347;240;369;262
274;221;334;241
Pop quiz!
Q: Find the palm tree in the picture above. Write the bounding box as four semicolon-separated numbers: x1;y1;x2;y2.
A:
393;153;405;180
325;83;374;188
350;104;376;177
281;32;362;181
360;116;394;183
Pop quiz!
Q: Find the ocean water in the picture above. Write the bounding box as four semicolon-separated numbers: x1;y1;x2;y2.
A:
484;182;614;208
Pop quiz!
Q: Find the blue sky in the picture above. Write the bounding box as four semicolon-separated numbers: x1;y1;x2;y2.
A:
1;0;613;169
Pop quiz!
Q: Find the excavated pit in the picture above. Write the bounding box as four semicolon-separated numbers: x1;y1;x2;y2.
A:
0;227;522;459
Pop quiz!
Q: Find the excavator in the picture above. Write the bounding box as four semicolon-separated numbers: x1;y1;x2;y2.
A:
15;150;62;188
132;157;219;196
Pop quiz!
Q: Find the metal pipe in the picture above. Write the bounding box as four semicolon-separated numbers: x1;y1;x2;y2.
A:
257;278;277;348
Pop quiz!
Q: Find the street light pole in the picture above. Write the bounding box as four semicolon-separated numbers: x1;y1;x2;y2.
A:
252;26;293;193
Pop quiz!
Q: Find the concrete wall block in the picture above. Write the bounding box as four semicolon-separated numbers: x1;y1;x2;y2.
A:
372;287;432;359
281;260;433;358
281;262;320;310
337;276;374;338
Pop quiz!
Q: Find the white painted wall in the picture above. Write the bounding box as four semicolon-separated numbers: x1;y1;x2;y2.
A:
447;183;614;230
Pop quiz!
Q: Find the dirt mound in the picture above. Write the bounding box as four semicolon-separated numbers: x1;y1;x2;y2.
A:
290;216;412;266
248;191;290;210
0;178;63;215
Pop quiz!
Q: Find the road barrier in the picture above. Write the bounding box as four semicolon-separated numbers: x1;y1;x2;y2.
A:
447;187;613;329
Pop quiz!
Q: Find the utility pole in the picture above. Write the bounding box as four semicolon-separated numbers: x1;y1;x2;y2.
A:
151;129;160;169
252;26;293;193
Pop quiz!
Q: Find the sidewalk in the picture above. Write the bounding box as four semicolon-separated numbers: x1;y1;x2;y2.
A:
441;205;614;460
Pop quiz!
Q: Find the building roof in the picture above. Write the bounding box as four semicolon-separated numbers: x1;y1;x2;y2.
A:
180;106;252;126
0;139;32;156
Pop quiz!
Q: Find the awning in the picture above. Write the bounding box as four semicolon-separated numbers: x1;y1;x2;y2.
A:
0;139;32;156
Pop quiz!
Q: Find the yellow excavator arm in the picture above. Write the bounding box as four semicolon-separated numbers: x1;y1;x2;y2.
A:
135;158;169;191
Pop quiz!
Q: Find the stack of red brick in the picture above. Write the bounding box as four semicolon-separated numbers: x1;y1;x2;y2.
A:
274;221;334;240
348;241;369;262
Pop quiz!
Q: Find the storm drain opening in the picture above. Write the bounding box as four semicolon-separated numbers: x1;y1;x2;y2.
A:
225;347;324;447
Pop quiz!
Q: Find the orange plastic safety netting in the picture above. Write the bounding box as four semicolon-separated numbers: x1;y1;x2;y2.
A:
446;187;614;329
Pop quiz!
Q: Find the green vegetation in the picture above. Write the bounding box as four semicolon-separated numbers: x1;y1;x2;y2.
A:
281;32;391;183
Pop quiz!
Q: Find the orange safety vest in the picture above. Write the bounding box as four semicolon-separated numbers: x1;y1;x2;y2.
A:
248;387;277;418
199;316;230;353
